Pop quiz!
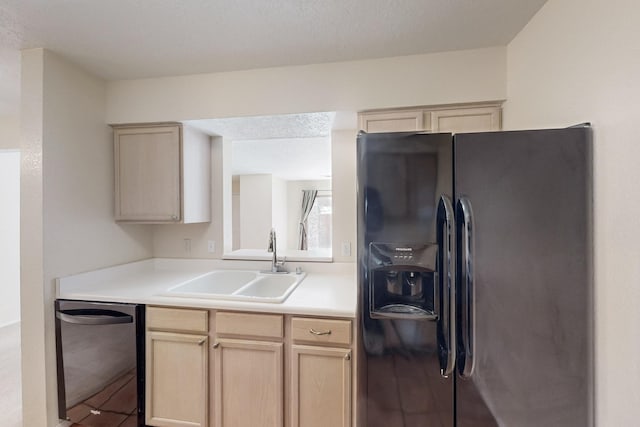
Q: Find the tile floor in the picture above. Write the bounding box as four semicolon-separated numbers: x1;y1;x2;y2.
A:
0;322;22;427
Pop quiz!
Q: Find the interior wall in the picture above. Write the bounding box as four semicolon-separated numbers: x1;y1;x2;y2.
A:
331;130;357;262
0;114;20;328
0;115;20;149
106;47;507;123
231;176;240;250
504;0;640;424
21;49;154;427
239;174;273;248
0;150;20;327
272;176;288;248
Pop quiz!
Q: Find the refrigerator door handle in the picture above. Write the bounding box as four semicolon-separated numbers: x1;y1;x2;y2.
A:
456;197;476;378
436;195;456;377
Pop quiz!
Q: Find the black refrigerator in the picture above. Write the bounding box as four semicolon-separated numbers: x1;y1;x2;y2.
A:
357;127;592;427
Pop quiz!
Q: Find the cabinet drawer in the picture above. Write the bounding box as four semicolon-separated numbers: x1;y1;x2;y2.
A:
147;306;208;333
291;317;352;346
216;312;283;339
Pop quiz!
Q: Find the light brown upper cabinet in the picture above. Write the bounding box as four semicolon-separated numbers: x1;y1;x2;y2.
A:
358;109;426;133
113;123;211;223
430;105;501;133
358;102;502;134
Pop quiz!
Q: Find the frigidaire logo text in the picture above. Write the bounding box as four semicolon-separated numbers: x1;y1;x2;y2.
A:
395;247;413;252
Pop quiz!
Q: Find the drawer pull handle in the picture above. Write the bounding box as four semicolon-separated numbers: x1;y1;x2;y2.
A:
309;328;332;336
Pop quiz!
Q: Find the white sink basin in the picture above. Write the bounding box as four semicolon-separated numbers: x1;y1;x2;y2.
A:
168;271;257;295
236;275;298;299
161;270;305;303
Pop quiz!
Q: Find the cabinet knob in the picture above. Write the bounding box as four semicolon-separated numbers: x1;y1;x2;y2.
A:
345;353;351;361
171;215;178;221
212;342;220;349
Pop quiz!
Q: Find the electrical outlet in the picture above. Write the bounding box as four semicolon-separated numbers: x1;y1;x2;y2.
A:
207;240;215;253
341;241;351;257
184;238;191;254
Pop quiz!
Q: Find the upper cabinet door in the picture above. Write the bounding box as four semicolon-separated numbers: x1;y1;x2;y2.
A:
114;125;182;222
430;106;502;133
359;110;426;133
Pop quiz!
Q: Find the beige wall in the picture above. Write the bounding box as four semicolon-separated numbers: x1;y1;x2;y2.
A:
20;49;154;427
272;175;288;248
331;130;357;262
239;174;273;248
0;114;20;149
106;47;507;123
0;150;20;327
504;0;640;424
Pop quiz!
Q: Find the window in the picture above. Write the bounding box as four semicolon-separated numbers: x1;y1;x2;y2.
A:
306;194;332;250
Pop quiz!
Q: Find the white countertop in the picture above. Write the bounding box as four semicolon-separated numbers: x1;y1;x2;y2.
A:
57;258;357;318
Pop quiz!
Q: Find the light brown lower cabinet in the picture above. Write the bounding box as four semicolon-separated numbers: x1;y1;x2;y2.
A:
291;345;352;427
146;331;209;427
212;338;283;427
146;308;355;427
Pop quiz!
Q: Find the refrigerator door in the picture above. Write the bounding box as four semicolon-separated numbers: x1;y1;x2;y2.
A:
453;127;593;427
357;132;455;427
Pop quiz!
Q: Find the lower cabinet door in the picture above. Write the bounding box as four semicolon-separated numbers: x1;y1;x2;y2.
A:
291;345;352;427
146;331;208;427
213;338;283;427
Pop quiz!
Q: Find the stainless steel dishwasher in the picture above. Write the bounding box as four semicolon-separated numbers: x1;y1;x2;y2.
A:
55;299;145;427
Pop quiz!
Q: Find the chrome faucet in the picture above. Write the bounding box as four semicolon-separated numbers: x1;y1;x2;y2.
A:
267;228;286;273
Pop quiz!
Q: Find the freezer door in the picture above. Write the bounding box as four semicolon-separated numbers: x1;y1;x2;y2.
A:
454;127;593;427
357;132;455;427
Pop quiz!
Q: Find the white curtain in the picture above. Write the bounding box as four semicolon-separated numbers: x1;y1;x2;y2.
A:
297;190;318;250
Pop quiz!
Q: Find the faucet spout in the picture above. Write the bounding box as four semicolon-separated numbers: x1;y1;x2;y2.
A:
267;228;286;273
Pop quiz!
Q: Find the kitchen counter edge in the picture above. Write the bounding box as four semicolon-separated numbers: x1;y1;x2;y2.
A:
56;258;357;319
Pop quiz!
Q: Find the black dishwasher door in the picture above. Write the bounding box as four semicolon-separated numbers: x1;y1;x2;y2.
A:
55;299;145;427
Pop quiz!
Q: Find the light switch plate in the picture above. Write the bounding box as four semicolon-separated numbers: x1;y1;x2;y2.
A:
341;241;351;257
207;240;215;253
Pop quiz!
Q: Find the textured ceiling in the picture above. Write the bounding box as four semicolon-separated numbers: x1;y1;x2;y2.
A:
0;0;548;116
186;112;335;140
186;112;333;180
232;137;331;181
